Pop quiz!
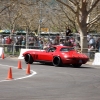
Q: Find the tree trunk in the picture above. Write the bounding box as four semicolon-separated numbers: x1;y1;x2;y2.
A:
79;28;88;53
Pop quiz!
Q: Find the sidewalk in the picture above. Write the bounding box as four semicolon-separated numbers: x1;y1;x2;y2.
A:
86;61;92;65
86;59;93;65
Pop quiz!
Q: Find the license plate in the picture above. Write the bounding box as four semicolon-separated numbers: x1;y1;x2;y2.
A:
79;60;82;63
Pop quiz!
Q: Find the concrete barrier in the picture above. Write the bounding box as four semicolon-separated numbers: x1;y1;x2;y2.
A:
18;48;44;59
92;53;100;65
0;47;4;58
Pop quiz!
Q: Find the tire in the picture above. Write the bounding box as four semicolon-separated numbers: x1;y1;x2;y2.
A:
72;64;82;68
53;56;62;67
24;54;33;64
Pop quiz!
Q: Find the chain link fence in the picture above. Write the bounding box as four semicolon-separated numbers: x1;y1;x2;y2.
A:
0;33;100;59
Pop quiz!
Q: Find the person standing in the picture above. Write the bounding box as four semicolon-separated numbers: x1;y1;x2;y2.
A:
6;36;12;52
65;26;72;40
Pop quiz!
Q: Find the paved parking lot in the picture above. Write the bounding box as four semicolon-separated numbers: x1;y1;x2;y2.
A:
0;58;100;100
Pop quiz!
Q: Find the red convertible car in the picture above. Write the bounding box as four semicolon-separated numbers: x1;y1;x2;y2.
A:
23;45;89;67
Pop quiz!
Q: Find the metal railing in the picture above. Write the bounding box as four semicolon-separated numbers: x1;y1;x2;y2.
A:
0;34;100;59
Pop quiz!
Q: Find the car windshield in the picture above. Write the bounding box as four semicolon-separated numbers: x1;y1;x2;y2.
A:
47;47;56;52
60;47;74;52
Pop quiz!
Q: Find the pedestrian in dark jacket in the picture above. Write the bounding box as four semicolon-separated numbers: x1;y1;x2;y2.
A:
66;26;72;40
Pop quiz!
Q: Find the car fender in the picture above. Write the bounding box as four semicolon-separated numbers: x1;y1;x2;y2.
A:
53;55;60;58
53;55;62;61
30;52;38;61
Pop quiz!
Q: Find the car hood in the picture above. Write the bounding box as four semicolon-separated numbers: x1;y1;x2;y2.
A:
23;50;45;56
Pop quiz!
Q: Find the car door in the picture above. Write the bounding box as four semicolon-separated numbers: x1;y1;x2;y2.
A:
44;52;53;62
39;47;56;62
43;47;57;61
38;51;52;62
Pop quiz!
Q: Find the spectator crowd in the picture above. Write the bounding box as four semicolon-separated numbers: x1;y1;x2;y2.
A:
0;32;100;58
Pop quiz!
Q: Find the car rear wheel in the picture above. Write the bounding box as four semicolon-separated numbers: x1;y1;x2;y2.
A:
53;56;62;67
24;54;33;64
72;64;82;68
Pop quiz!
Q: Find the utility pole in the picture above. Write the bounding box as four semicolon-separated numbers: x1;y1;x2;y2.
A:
26;27;28;49
38;0;42;37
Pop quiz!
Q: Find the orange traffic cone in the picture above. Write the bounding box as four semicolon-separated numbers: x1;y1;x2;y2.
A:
18;60;22;69
6;67;13;80
1;52;4;59
26;64;31;74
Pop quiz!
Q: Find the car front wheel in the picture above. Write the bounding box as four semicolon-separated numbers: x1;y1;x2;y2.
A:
24;54;33;64
53;56;62;67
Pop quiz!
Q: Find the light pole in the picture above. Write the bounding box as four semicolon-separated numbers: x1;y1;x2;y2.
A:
38;0;42;37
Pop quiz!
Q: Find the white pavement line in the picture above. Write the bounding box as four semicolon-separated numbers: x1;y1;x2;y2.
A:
0;64;37;82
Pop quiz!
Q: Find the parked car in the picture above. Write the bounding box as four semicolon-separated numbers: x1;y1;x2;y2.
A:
23;45;89;67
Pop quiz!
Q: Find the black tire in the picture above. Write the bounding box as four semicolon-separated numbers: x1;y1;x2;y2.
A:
72;64;82;68
24;54;33;64
53;56;62;67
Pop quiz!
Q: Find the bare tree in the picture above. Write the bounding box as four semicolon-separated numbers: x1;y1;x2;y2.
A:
56;0;100;53
0;0;41;32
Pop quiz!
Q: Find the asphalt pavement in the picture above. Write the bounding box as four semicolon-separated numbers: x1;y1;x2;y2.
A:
0;57;100;100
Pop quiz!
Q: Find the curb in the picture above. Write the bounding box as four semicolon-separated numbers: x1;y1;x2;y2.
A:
86;59;93;65
86;62;93;65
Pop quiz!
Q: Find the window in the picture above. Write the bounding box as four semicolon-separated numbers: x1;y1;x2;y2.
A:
60;47;74;52
48;47;56;52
